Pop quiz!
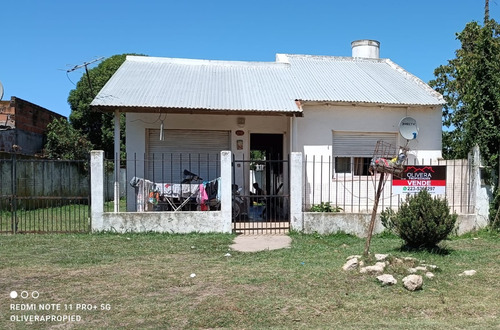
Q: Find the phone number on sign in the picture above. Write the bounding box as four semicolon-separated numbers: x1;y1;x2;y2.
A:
403;186;436;192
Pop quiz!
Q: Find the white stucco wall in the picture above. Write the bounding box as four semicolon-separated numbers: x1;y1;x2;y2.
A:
126;104;442;163
126;113;290;160
301;212;486;237
124;105;442;212
126;113;290;157
295;104;443;161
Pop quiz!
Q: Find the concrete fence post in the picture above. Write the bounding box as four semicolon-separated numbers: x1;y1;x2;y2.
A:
91;150;104;232
220;151;232;233
290;152;303;231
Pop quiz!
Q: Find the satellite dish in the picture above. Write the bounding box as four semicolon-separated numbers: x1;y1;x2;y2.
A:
0;80;3;100
399;117;418;140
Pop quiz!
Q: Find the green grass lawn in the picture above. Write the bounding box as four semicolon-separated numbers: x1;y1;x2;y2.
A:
0;231;499;329
0;203;90;234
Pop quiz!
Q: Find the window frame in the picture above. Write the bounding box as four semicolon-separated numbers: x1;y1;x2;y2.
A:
332;131;398;178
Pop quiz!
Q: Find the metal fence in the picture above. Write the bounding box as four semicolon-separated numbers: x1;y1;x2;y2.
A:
303;156;474;214
104;153;222;212
232;155;290;234
0;154;90;234
103;153;291;233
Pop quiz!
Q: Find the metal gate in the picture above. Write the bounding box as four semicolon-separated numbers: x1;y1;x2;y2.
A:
0;154;90;234
232;155;290;234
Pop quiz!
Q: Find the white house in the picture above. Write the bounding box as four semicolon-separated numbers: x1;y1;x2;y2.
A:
88;40;469;235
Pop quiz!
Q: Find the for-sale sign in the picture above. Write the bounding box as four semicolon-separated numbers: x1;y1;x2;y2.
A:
392;166;446;194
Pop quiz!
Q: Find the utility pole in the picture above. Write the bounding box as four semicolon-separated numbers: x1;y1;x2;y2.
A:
67;57;104;97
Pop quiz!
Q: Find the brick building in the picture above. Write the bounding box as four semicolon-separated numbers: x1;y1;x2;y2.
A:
0;97;65;155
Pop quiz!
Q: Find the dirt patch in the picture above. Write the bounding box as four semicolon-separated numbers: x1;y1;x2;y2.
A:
230;235;292;252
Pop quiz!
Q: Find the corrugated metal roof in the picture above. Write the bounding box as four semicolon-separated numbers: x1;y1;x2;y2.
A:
91;54;444;113
281;54;444;106
91;56;299;112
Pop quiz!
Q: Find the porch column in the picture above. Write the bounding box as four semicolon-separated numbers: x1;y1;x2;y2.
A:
290;152;303;231
114;110;120;212
220;150;232;233
91;150;104;231
290;114;299;152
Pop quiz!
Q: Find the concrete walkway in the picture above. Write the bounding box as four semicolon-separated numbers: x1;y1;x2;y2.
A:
230;235;292;252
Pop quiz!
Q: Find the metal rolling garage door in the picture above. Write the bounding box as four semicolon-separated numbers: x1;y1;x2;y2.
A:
147;129;230;182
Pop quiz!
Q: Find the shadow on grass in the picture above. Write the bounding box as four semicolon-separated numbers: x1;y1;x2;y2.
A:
397;244;454;255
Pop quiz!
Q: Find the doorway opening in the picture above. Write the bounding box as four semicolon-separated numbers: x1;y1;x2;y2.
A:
232;133;289;234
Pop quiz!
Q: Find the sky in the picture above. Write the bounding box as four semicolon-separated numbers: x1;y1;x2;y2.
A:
1;0;498;118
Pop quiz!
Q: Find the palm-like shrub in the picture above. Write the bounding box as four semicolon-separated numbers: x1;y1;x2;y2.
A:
382;190;457;249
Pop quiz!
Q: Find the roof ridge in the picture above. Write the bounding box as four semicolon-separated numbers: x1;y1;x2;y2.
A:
126;55;287;68
277;53;387;63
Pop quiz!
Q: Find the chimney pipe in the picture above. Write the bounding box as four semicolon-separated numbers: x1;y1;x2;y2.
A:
351;40;380;59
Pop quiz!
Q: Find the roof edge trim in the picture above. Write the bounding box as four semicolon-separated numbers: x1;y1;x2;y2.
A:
384;59;446;105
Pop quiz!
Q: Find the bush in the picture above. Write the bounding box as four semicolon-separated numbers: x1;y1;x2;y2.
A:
380;208;397;234
382;190;457;249
309;203;342;212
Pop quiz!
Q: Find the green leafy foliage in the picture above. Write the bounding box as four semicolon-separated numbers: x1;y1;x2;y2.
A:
380;207;397;234
67;54;144;157
43;118;93;160
429;19;500;224
382;190;457;249
309;202;342;212
430;19;500;163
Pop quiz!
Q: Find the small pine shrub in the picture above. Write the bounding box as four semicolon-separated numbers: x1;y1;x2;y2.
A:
387;190;457;249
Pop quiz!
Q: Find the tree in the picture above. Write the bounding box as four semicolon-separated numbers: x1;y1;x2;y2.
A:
67;54;144;157
44;118;93;160
429;16;500;224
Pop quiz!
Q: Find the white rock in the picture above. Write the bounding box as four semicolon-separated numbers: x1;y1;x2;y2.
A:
402;274;423;291
375;254;389;261
408;268;417;274
459;270;477;276
377;274;397;286
224;253;231;257
342;258;359;271
404;257;417;262
425;272;435;279
360;264;385;275
421;264;438;270
346;255;361;260
190;273;196;278
415;266;428;272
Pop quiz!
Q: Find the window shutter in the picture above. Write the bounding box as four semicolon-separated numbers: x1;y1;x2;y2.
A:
332;131;398;158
